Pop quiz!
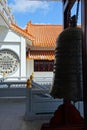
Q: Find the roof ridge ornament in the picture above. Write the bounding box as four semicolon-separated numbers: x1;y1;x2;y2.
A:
27;20;32;26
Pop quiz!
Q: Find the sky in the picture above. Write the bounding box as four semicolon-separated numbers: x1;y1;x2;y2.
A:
7;0;81;28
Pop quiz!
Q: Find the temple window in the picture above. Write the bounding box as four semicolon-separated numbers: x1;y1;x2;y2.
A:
34;60;54;72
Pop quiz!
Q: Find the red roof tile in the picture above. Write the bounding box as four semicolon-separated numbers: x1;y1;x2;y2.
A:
25;21;63;47
10;21;63;60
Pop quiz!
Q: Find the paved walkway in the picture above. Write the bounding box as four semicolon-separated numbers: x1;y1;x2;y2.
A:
0;100;49;130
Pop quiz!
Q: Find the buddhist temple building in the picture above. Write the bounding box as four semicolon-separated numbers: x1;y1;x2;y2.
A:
0;1;63;81
10;21;63;79
0;0;85;129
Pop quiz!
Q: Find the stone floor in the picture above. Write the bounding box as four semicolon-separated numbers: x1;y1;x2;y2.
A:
0;99;49;130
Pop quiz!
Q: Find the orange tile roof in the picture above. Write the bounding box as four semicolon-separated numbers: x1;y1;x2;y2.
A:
10;22;63;48
27;50;55;60
10;21;63;60
25;21;63;47
10;23;34;41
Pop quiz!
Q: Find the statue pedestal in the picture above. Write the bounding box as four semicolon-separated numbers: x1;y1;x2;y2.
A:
41;102;84;130
41;125;84;130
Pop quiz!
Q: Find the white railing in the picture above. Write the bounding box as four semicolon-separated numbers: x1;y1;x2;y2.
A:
0;76;53;83
0;76;53;86
33;77;53;86
0;76;84;117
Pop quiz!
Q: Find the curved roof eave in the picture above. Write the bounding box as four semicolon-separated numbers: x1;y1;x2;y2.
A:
10;23;35;41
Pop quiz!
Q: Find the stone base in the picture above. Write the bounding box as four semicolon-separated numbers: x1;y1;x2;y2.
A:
41;124;84;130
41;102;84;130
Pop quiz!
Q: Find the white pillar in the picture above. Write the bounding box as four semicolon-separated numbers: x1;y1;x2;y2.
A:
20;37;26;78
26;59;34;78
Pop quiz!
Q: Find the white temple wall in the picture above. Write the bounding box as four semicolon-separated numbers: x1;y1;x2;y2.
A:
26;59;34;78
34;72;53;78
26;58;53;82
0;27;26;80
0;26;53;81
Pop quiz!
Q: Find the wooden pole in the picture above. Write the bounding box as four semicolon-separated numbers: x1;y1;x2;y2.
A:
63;0;76;29
81;0;87;128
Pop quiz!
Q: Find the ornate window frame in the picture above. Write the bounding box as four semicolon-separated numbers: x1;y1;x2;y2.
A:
0;49;20;76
